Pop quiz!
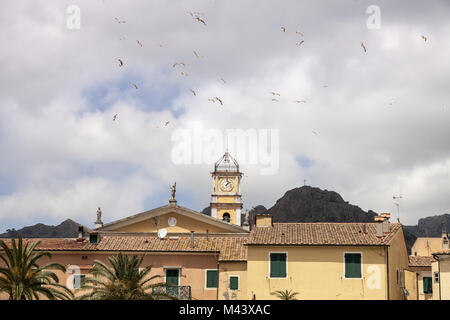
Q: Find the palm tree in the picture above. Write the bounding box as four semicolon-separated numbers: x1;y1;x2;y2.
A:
78;252;177;300
0;236;73;300
270;289;299;300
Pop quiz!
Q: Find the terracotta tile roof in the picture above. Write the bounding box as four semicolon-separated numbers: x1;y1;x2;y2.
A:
247;222;402;246
408;255;435;267
0;235;248;262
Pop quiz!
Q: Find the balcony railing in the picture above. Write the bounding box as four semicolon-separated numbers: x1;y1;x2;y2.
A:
152;285;191;300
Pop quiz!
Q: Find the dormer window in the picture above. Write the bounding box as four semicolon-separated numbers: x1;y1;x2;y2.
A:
89;233;98;244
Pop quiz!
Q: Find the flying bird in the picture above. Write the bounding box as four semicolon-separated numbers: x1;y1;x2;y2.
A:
165;121;170;126
114;17;126;24
296;31;304;36
361;42;367;53
180;71;188;76
296;40;305;47
269;92;281;96
271;98;279;102
421;35;427;42
173;62;186;67
194;16;206;26
136;40;143;47
281;27;286;32
118;59;124;67
214;97;223;105
131;83;138;89
193;51;203;58
119;37;125;40
312;131;319;135
294;100;306;103
221;78;227;84
189;89;196;96
159;44;165;48
208;98;216;103
113;114;118;121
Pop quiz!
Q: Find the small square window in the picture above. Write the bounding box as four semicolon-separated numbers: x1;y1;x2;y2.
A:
89;234;98;243
73;274;85;289
434;272;439;283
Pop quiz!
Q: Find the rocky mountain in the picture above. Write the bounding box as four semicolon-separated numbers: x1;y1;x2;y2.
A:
201;186;377;226
265;186;378;223
0;219;90;238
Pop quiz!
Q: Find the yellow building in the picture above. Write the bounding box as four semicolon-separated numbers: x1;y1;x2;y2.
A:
246;213;409;300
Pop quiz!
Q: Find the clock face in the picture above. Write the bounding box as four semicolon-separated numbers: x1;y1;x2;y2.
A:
168;217;177;227
220;178;233;192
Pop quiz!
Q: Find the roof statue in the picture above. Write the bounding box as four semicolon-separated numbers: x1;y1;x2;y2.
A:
94;207;103;228
170;182;177;204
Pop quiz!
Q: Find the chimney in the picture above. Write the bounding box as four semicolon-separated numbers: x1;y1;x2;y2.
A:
242;209;250;231
254;214;273;227
190;231;194;248
374;215;384;237
380;213;391;233
77;226;84;242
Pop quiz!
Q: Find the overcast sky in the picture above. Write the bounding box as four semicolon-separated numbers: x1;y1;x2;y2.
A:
0;0;449;231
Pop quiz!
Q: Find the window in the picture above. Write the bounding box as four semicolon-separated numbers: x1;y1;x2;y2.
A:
222;213;231;223
270;253;287;278
423;277;433;294
89;234;98;243
73;274;85;289
206;270;218;289
229;276;239;290
344;253;362;278
434;272;440;283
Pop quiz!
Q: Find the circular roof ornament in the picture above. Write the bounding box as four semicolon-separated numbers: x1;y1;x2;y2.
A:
168;217;177;227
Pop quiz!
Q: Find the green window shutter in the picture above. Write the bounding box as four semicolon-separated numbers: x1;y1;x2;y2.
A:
206;270;218;288
229;276;239;290
270;253;287;278
423;277;432;294
345;253;361;278
89;234;98;243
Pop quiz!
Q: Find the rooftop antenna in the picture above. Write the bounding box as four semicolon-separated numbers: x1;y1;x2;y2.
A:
393;190;403;223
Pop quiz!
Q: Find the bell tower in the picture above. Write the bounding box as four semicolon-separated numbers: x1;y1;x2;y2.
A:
210;152;243;226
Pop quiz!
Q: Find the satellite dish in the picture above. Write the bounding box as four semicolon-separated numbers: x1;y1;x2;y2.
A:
168;217;177;227
157;228;167;239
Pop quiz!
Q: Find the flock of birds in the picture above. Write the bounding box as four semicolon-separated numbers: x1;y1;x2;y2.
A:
111;11;432;136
